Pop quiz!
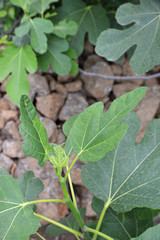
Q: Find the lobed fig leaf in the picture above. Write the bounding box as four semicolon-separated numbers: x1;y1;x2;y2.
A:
96;0;160;74
64;87;147;162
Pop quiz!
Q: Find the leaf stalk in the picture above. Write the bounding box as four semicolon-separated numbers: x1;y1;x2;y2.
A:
34;213;83;238
93;200;112;240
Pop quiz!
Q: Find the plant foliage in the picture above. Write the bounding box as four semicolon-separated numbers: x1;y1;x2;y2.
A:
55;0;109;55
1;87;160;239
96;0;160;74
19;95;53;166
64;87;147;161
1;0;160;104
0;45;37;105
0;169;43;240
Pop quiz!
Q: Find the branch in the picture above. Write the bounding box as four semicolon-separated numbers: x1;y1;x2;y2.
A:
79;68;160;81
0;16;22;39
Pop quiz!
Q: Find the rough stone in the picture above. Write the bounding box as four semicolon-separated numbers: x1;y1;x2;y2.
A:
28;74;50;100
55;129;66;145
81;61;114;99
0;139;2;152
144;78;159;86
58;74;75;83
0;118;4;129
55;84;67;95
0;76;8;92
0;110;18;121
65;80;83;92
36;93;65;120
14;157;69;225
3;120;21;139
2;139;25;158
111;64;123;76
84;39;94;55
46;74;57;91
113;82;138;98
0;98;10;111
123;59;144;85
135;89;160;142
3;94;17;110
59;93;88;121
84;54;102;69
77;186;96;217
0;153;14;172
40;117;57;140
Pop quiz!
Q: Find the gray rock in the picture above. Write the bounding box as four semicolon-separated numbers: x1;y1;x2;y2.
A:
0;110;18;121
36;93;65;120
135;88;160;142
59;93;88;121
81;61;114;99
122;59;143;86
65;80;83;92
0;139;2;152
14;157;69;225
41;117;57;140
3;94;17;110
0;118;4;130
28;74;50;100
56;130;66;145
77;186;96;217
84;54;102;69
113;82;138;98
0;98;10;111
0;153;14;172
3;120;21;140
2;139;25;158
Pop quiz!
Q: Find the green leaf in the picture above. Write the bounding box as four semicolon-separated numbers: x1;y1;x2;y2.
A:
53;19;78;38
15;17;54;53
95;0;160;74
92;197;157;240
13;34;30;47
8;7;15;19
64;87;147;162
0;169;41;240
63;115;78;137
0;45;37;105
19;95;53;166
49;145;69;168
82;111;160;212
46;208;85;236
10;0;28;10
17;171;44;202
131;224;160;240
65;47;78;75
38;35;72;75
30;0;58;15
55;0;109;55
0;10;7;18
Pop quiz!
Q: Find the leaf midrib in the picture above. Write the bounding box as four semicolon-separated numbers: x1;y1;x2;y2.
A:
78;91;143;156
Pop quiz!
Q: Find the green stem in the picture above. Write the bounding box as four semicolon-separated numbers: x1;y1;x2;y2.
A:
24;199;66;206
61;179;85;228
34;213;83;238
66;165;78;209
93;200;111;240
86;227;113;240
55;166;85;230
35;232;46;240
65;155;79;181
